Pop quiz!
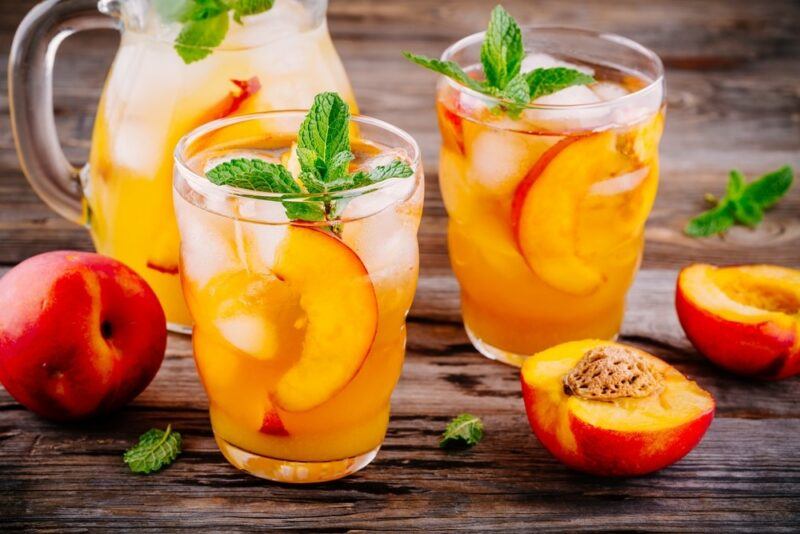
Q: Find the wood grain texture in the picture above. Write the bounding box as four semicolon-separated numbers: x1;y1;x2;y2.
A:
1;0;800;531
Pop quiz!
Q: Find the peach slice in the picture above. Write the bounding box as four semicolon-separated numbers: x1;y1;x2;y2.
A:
676;264;800;379
512;133;630;295
521;340;714;476
271;227;378;412
261;406;289;436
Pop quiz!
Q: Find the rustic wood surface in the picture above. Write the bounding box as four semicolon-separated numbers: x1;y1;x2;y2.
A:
1;0;799;531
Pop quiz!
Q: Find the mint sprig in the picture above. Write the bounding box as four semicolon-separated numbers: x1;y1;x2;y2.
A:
123;425;182;474
440;413;485;449
206;92;414;226
403;5;595;115
157;0;275;64
685;166;794;237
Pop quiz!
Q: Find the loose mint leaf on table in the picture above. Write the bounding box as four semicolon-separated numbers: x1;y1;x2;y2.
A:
123;425;182;474
403;5;595;115
685;166;794;237
440;413;485;449
206;92;414;226
167;0;276;64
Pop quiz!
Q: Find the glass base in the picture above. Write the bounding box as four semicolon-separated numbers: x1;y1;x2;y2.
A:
465;324;621;368
167;321;192;335
215;435;380;483
465;325;527;367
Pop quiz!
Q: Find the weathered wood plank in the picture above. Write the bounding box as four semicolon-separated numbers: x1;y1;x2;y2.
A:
1;0;799;530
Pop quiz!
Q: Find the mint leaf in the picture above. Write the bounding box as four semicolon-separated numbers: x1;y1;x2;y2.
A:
733;196;763;227
481;5;523;90
206;92;414;226
403;7;594;115
123;425;182;474
686;166;794;237
363;159;415;183
440;413;484;449
742;165;794;209
402;52;485;93
298;92;351;176
169;0;275;63
174;12;229;64
229;0;274;23
526;68;596;100
726;170;746;199
207;158;299;193
685;200;735;237
283;200;326;222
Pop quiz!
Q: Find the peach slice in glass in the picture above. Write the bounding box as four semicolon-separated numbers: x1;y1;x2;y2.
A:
271;226;378;412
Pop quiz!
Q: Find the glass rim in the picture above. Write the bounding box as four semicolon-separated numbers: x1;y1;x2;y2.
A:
174;110;422;203
440;25;665;111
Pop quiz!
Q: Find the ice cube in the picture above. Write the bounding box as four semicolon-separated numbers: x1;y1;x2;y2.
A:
214;314;279;360
592;81;630;101
241;223;289;272
533;85;603;106
174;194;241;287
521;52;595;76
589;167;649;196
463;123;558;196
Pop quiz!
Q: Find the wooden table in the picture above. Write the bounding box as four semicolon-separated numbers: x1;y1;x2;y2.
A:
2;0;799;530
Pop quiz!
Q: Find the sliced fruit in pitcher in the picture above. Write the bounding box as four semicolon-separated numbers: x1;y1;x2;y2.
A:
272;226;378;412
260;405;289;436
146;224;181;275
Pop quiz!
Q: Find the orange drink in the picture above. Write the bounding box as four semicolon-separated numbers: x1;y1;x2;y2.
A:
9;0;357;333
174;103;423;482
432;27;665;365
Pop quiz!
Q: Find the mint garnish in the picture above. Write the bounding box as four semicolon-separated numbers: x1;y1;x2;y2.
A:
403;5;595;115
157;0;275;64
206;92;414;227
123;425;182;474
440;413;485;449
685;166;794;237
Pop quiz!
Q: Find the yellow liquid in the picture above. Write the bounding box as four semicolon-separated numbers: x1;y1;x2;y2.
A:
175;155;424;465
86;13;356;327
437;83;663;361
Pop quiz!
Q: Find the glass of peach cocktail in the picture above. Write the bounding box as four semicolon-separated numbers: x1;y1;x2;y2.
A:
10;0;355;331
173;94;423;482
411;20;665;366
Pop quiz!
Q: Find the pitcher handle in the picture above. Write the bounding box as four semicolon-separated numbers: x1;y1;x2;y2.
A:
9;0;119;224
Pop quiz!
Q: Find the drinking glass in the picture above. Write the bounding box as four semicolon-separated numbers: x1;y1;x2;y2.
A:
173;111;423;482
436;27;665;365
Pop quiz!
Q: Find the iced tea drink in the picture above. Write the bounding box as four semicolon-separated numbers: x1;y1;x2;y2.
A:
174;106;423;482
436;28;665;365
85;0;356;329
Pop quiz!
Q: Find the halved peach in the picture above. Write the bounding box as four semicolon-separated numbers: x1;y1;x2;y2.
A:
676;264;800;379
521;339;714;476
512;114;663;296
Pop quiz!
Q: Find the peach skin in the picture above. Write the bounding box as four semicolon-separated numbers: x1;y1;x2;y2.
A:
0;251;166;421
521;340;714;476
676;263;800;379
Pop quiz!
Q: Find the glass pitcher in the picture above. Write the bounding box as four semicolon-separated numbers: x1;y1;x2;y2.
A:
9;0;357;331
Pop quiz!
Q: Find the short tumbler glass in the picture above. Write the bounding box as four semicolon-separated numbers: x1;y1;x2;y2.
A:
173;111;423;482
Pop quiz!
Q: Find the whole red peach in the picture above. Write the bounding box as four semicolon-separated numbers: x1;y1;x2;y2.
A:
0;251;166;420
